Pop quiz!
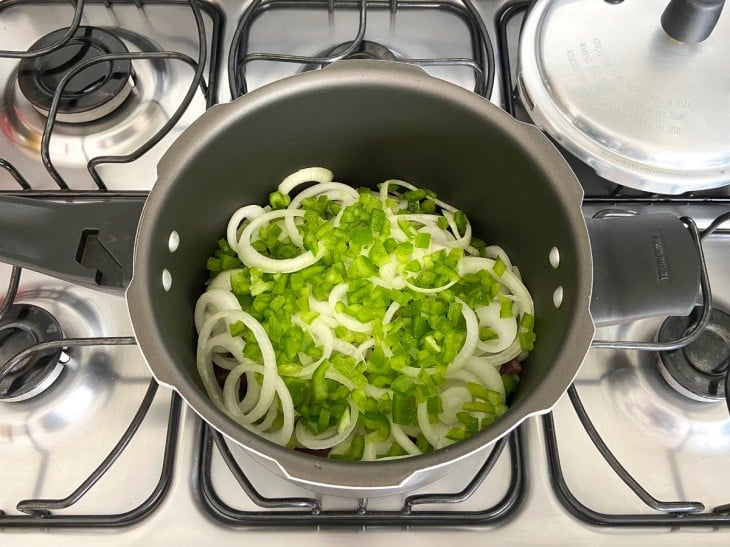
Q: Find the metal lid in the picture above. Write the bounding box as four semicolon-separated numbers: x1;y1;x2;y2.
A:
518;0;730;194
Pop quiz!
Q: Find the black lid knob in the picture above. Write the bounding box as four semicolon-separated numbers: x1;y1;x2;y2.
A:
661;0;725;43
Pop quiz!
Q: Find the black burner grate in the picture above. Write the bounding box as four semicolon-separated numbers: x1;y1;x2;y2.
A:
196;423;525;526
0;0;216;528
0;267;182;528
0;0;223;191
228;0;495;99
497;0;730;527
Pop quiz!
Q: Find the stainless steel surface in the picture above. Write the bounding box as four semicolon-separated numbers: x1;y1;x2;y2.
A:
1;0;729;545
0;1;213;190
28;75;134;124
554;202;730;519
211;431;512;512
518;0;730;194
230;2;479;96
0;268;174;517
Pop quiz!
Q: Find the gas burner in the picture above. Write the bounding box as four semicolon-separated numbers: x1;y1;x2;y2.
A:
18;26;133;124
303;40;399;71
0;303;65;402
2;24;199;176
657;307;730;402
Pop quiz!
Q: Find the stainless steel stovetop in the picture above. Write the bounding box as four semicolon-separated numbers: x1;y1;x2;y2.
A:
1;1;729;545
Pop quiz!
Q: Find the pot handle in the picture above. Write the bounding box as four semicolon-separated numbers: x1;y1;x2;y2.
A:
586;212;701;327
0;196;145;292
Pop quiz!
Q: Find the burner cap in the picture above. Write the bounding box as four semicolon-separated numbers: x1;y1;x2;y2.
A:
18;26;133;124
0;304;65;402
657;307;730;402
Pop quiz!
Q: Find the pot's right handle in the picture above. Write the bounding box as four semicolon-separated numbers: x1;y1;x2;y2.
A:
587;212;701;327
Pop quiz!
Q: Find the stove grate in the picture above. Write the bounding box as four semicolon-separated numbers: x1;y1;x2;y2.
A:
0;0;223;191
228;0;495;98
196;423;525;526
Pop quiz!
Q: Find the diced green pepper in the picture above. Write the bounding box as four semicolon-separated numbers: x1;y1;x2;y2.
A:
391;391;417;427
269;190;291;210
361;412;391;442
414;232;431;249
312;361;330;402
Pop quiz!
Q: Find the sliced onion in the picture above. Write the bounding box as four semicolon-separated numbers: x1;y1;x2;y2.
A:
221;357;262;422
295;400;359;450
363;438;392;461
356;339;375;357
278;167;333;195
464;356;506;400
284;182;360;246
194;289;241;332
227;205;264;250
205;333;243;372
475;301;518;354
446;297;479;374
390;422;422;456
448;368;481;385
388;218;410;242
404;278;458;294
363;384;390;400
417;401;451;450
382;301;401;325
379;262;405;289
379;179;457;212
308;296;332;317
442;209;472;250
418;224;455;247
256;398;280;432
222;361;295;446
238;209;324;273
333;338;366;362
212;353;239;371
240;371;261;413
439;385;472;426
475;338;523;368
485;245;512;268
206;269;233;291
459;257;534;316
395;214;442;225
198;310;277;424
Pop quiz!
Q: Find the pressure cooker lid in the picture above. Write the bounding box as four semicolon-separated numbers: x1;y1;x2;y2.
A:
518;0;730;194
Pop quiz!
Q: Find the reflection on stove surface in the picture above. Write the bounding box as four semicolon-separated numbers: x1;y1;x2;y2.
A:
553;234;730;515
0;1;215;191
0;270;173;517
658;307;730;402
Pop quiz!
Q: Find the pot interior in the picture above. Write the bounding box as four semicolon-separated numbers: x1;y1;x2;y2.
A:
133;64;590;486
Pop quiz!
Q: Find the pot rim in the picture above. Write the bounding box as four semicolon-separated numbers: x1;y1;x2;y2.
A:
127;60;595;495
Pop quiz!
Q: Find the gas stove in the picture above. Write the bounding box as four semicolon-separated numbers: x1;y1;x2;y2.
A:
1;1;729;545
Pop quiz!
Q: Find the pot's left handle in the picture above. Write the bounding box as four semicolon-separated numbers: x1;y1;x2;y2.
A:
0;196;146;292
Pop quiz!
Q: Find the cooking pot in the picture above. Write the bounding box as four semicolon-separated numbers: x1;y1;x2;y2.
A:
0;61;702;496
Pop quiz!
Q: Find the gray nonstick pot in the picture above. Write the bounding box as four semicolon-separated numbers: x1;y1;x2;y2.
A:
0;61;701;496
